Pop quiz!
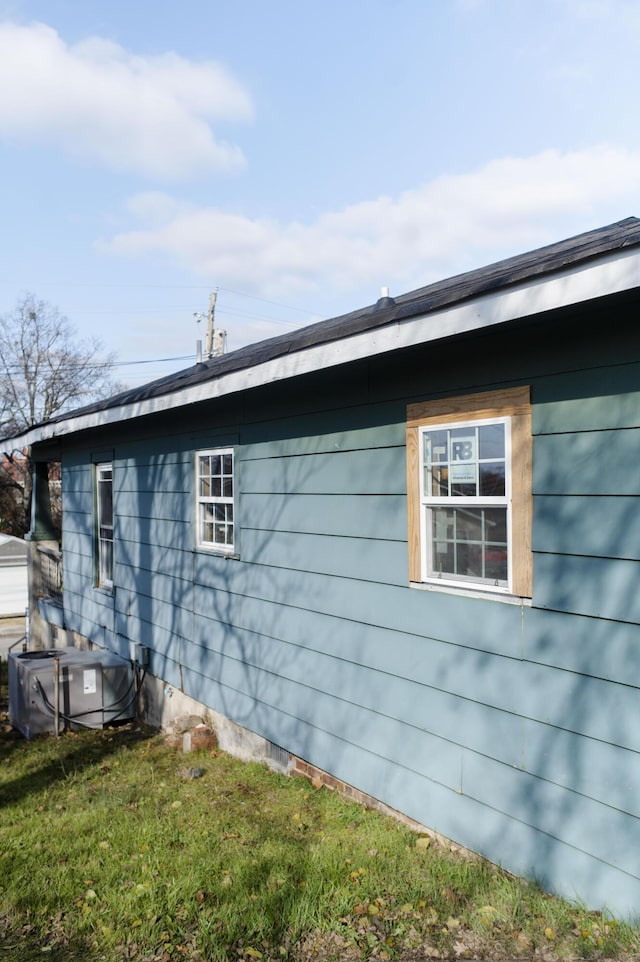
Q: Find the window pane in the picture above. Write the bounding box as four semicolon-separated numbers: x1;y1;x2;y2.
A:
479;463;505;496
455;507;483;542
98;480;112;525
431;539;454;575
457;542;483;578
449;428;477;495
99;539;113;585
451;482;477;497
484;507;507;544
432;506;454;540
485;548;508;582
425;464;448;496
424;430;448;464
450;427;477;462
202;522;214;543
478;423;505;460
431;508;455;578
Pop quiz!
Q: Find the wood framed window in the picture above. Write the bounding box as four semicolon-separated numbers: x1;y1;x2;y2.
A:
196;449;235;553
406;387;532;597
95;461;113;589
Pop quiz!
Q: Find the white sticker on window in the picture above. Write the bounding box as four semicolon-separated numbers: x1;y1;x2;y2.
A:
83;669;97;695
450;463;476;483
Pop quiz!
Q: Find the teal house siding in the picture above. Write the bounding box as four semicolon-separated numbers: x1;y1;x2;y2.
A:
56;301;640;919
10;220;640;920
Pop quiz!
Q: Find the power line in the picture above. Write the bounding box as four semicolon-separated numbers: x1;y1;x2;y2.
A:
216;306;305;327
216;286;323;318
0;353;196;375
0;286;329;375
110;354;195;368
7;283;324;318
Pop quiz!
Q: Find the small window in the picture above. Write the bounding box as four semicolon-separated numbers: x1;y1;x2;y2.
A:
196;449;235;552
407;387;532;597
95;462;113;588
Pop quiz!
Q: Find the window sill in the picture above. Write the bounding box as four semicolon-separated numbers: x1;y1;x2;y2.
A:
94;585;114;597
409;580;532;606
195;546;240;560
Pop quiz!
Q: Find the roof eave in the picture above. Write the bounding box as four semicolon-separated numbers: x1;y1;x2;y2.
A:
6;240;640;453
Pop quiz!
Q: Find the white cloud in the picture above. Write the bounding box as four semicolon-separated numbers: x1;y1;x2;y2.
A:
100;146;640;301
559;0;640;30
0;21;253;179
124;191;194;225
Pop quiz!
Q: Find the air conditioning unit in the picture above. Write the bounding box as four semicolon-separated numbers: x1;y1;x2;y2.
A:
8;647;135;739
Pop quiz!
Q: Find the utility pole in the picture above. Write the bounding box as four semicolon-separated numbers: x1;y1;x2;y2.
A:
204;291;217;359
195;291;227;360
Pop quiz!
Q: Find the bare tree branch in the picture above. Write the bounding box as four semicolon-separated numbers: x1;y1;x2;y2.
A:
0;293;122;535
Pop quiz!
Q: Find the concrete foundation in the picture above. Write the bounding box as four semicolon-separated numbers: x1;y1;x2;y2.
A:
140;672;290;773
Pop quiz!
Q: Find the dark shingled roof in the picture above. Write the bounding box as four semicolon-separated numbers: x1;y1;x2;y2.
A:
21;216;640;431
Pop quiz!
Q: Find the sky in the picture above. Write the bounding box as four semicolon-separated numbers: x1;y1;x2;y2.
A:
1;0;640;386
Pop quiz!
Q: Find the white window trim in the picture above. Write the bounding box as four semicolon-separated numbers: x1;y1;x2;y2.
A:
418;416;512;595
195;447;235;554
95;461;113;590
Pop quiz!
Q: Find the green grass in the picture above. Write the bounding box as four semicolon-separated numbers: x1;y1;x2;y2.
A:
1;664;638;961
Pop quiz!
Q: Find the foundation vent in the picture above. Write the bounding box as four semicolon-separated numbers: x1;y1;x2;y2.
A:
268;741;290;771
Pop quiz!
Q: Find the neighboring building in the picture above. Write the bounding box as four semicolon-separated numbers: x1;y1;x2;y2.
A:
4;218;640;916
0;534;28;617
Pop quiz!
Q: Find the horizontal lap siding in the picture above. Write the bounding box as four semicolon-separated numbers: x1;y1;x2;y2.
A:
205;393;640;912
241;448;406;496
523;606;640;684
62;462;115;642
188;602;523;771
534;495;640;560
534;429;640;495
532;389;640;620
534;554;640;621
115;452;195;658
56;332;640;916
524;368;640;912
238;529;407;585
242;492;406;540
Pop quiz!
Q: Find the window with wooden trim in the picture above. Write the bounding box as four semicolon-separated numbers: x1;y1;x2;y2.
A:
95;462;113;589
196;449;235;552
406;387;532;597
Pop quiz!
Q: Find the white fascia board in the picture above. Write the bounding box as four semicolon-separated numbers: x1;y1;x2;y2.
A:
11;245;640;452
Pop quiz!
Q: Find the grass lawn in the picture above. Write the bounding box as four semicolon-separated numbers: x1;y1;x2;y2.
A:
1;662;638;962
